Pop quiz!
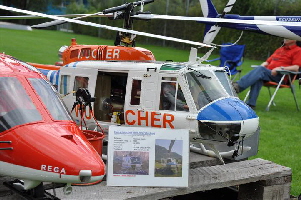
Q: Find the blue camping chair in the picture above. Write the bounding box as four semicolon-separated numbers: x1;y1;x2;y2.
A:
207;43;246;80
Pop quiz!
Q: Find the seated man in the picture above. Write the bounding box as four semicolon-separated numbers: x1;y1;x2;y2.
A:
233;38;301;108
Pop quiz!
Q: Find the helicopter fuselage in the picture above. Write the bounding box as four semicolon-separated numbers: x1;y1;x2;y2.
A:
40;60;260;161
0;54;105;191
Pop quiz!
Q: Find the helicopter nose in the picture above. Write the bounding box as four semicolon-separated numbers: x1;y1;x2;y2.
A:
8;122;105;183
197;97;257;121
197;97;259;138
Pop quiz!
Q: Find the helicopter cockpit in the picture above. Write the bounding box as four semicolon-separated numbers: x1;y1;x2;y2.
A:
179;66;258;149
185;69;231;110
0;77;41;132
0;76;71;133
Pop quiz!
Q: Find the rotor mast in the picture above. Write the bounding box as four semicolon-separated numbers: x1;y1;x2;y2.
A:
103;0;154;47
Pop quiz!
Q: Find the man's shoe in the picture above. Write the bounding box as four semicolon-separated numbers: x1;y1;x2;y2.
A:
232;82;240;93
247;104;256;110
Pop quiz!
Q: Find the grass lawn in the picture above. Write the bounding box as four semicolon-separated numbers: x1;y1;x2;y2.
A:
240;60;301;196
0;28;300;196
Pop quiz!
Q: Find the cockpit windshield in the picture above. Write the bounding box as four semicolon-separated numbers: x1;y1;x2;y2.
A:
186;70;229;110
0;77;42;132
214;71;236;96
29;78;72;121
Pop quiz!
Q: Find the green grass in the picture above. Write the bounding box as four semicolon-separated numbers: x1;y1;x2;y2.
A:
0;28;193;63
239;61;301;196
0;28;300;196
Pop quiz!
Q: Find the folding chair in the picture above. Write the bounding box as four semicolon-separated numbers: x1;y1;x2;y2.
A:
244;69;301;111
206;43;246;81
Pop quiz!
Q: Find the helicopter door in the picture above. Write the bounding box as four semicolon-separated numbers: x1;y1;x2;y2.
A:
58;67;98;121
157;76;192;131
125;69;160;111
140;69;160;110
124;69;160;127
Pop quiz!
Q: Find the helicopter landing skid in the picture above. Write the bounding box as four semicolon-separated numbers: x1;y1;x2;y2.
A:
190;142;225;165
4;179;61;200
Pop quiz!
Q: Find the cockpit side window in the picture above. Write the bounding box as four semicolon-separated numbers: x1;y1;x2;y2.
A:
0;77;42;132
214;71;235;96
29;78;72;121
160;77;189;111
74;76;89;91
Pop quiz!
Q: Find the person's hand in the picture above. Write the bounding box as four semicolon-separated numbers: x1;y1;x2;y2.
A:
183;105;189;110
271;67;282;76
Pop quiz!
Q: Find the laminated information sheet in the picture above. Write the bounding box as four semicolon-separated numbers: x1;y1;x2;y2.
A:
107;126;189;187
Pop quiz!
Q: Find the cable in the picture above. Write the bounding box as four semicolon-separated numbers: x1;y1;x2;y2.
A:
211;31;244;47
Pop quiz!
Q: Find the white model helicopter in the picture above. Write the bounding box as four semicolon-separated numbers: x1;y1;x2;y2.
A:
0;1;261;163
199;0;301;44
43;55;260;164
132;0;301;44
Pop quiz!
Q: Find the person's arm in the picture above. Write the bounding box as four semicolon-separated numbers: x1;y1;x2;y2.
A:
271;65;300;76
165;91;187;110
261;61;269;67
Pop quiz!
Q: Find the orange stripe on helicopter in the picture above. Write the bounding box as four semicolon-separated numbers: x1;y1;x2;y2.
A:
29;62;61;70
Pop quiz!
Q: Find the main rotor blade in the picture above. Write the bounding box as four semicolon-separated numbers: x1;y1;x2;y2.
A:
0;13;111;20
32;11;109;28
133;14;301;27
0;5;212;47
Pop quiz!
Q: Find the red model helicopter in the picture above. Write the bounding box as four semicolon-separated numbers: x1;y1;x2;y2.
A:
0;53;105;199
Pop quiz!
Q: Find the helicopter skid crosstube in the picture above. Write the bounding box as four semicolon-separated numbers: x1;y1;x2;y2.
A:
190;127;260;163
190;142;251;165
4;179;61;200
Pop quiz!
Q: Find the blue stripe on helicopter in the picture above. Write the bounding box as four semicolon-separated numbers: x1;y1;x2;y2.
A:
197;98;257;121
73;62;79;68
39;69;60;86
224;15;301;21
211;15;301;36
65;62;79;68
62;75;68;95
